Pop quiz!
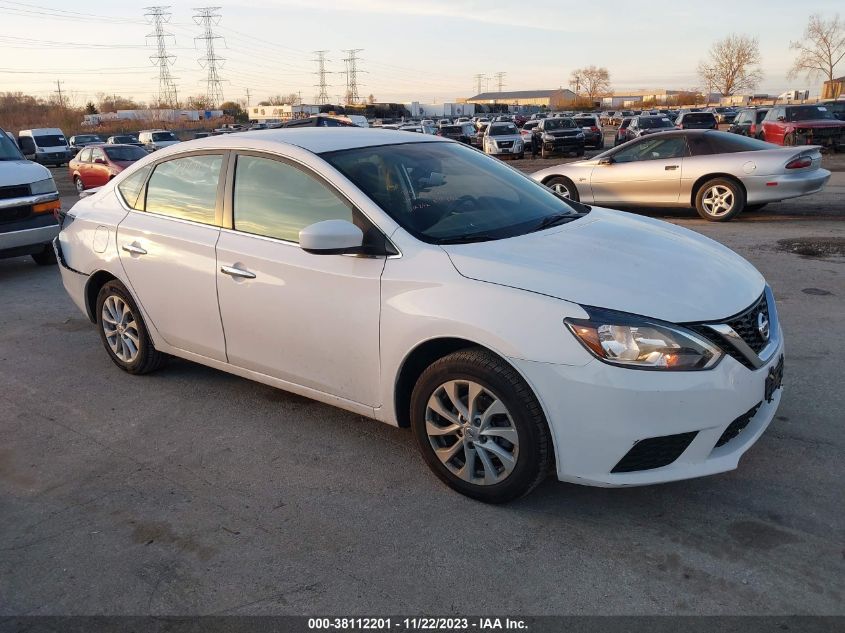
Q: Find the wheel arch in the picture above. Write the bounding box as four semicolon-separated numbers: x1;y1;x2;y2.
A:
84;270;119;323
689;173;747;208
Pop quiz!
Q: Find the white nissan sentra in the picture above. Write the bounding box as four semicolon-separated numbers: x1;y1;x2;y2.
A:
55;129;784;503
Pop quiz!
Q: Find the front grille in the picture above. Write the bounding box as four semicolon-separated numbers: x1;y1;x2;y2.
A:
611;432;698;473
498;141;514;148
0;184;31;200
716;402;761;448
687;293;769;370
0;204;32;224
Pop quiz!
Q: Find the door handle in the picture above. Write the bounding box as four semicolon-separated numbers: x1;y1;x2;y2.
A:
220;265;256;279
665;165;679;171
121;243;147;255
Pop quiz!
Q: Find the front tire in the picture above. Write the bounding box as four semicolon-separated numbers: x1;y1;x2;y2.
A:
31;244;56;266
695;177;745;221
545;176;580;202
410;348;553;503
96;280;166;375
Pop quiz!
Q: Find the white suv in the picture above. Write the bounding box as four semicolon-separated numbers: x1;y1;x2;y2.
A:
0;127;61;265
137;130;180;152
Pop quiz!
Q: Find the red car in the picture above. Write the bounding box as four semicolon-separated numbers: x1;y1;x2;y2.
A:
68;143;148;193
760;104;845;149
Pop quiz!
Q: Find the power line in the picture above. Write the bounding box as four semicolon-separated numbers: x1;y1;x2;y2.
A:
342;49;364;105
473;74;486;95
313;50;330;105
193;6;225;107
494;71;506;92
144;6;179;108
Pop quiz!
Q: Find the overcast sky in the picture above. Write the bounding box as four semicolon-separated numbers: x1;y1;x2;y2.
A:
1;0;842;106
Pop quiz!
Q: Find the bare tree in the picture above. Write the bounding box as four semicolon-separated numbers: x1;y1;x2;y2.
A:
788;14;845;82
698;34;763;96
568;66;612;103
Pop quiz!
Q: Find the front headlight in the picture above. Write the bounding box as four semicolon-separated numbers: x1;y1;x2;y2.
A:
576;132;585;139
542;133;554;141
565;307;723;371
30;177;58;195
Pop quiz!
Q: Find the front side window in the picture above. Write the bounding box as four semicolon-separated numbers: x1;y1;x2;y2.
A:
0;132;23;160
323;141;580;244
613;136;689;163
145;154;222;224
233;154;354;242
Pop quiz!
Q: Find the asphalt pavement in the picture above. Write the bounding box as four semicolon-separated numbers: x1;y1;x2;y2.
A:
1;152;843;616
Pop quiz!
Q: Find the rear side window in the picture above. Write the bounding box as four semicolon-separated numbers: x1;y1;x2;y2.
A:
145;154;222;224
79;148;93;162
117;165;152;210
703;133;772;153
233;154;354;243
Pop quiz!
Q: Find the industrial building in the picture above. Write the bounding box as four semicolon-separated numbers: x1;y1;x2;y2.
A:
465;89;577;108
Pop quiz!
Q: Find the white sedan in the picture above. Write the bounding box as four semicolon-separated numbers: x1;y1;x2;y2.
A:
55;129;784;502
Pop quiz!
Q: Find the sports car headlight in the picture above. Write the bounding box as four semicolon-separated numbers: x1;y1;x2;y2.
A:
30;177;58;195
565;307;723;371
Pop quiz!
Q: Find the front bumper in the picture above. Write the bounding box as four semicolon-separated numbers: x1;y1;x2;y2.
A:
486;141;524;156
511;333;784;487
542;137;584;152
744;169;831;204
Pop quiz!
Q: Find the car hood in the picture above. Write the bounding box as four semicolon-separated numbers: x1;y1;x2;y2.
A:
441;208;765;323
789;119;845;128
543;128;581;137
489;134;522;142
0;159;52;187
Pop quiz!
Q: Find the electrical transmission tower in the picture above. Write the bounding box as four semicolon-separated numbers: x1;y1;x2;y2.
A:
342;49;364;104
473;74;486;95
194;6;225;108
144;6;179;108
313;50;331;105
494;71;507;92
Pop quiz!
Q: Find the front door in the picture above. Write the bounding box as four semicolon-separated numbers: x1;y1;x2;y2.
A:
589;135;688;205
117;152;227;361
215;152;384;406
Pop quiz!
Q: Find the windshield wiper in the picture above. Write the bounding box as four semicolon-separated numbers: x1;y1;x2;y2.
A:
530;213;576;233
436;233;499;245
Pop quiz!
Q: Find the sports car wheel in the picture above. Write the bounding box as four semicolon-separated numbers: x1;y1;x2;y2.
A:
545;176;580;202
695;178;745;222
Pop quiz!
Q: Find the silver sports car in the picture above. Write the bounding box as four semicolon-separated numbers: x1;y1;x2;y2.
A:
531;130;831;221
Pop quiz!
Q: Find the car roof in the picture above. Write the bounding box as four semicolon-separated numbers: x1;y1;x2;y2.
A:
156;128;444;154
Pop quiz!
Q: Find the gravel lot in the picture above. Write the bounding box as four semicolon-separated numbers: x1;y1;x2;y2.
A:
1;141;844;616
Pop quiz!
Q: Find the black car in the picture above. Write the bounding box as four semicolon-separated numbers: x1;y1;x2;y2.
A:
621;115;675;142
676;112;718;130
106;134;144;148
437;123;475;144
68;134;103;152
572;115;604;148
728;108;769;139
281;115;356;128
533;118;585;158
820;100;845;121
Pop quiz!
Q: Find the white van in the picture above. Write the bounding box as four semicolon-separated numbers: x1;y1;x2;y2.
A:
0;127;61;265
137;129;180;152
17;128;71;166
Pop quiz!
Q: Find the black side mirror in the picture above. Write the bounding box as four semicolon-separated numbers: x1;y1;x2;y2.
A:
598;156;614;166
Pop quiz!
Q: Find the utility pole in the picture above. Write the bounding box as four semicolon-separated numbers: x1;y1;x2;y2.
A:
494;71;506;92
245;87;251;107
54;80;65;108
144;6;179;109
313;50;331;105
473;73;485;95
342;49;364;105
194;6;225;108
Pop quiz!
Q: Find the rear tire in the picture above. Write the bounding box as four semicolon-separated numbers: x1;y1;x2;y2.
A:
74;176;84;194
410;348;553;503
575;146;585;157
694;177;745;222
541;146;549;159
96;280;166;375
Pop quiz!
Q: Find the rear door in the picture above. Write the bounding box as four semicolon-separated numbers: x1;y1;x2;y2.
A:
117;151;228;360
89;147;111;187
590;135;688;205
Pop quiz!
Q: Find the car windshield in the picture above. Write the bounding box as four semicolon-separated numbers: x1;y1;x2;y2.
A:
75;135;100;143
0;133;23;160
544;118;576;130
113;135;137;143
639;117;674;129
573;118;596;127
683;114;716;123
489;123;518;135
786;106;835;121
104;146;148;161
152;132;177;141
34;134;66;147
322;141;581;244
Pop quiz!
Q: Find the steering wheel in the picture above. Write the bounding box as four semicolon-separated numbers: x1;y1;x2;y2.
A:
453;195;479;212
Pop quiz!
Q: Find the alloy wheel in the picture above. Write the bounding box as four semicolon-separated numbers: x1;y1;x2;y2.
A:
74;177;84;193
101;294;140;363
701;184;735;217
425;380;519;485
550;182;572;198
